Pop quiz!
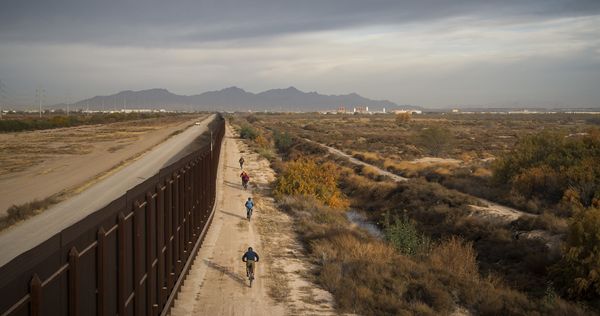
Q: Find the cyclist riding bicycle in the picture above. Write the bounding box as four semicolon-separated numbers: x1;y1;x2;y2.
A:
239;157;245;169
242;247;260;278
240;171;250;189
245;197;254;220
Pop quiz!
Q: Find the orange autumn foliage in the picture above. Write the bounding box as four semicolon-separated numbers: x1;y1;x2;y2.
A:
274;158;349;208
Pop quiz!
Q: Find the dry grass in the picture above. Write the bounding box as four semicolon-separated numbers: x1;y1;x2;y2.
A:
0;196;59;230
428;236;479;282
278;195;592;316
267;265;291;303
0;115;197;176
352;151;383;164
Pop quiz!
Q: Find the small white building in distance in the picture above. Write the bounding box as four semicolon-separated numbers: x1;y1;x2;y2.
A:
393;109;422;115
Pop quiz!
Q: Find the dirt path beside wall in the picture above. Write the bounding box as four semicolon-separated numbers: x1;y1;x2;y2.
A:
170;125;336;316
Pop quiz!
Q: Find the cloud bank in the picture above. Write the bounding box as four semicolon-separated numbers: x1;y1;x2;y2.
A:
1;0;599;108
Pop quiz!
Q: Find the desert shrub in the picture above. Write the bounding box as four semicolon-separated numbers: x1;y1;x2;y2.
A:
493;130;600;208
277;195;592;316
512;212;568;234
384;215;431;256
239;124;259;140
553;208;600;300
417;126;454;156
352;151;383;165
395;112;412;125
256;147;275;161
245;114;259;123
1;196;59;230
511;165;564;203
254;134;270;148
274;158;348;208
273;129;294;153
586;117;600;125
429;236;479;282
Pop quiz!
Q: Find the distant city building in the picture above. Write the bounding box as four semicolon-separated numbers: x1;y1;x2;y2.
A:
393;109;422;115
353;106;369;114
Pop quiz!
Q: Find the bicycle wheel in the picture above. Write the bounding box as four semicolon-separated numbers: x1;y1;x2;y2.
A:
247;208;252;221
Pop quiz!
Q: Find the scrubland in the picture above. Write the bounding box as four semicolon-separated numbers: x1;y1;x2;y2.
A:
231;112;600;315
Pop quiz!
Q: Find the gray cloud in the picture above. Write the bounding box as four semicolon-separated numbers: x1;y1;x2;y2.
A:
1;0;599;108
1;0;599;46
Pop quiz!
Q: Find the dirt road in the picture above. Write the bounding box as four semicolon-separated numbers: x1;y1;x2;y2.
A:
0;115;216;267
0;115;206;215
303;137;408;182
170;126;336;316
306;138;532;223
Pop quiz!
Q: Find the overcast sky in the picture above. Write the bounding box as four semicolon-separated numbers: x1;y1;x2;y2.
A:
1;0;599;108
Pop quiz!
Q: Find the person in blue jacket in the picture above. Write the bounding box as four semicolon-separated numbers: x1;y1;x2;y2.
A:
245;197;254;220
242;247;260;278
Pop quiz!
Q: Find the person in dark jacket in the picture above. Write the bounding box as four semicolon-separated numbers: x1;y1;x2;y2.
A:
242;247;259;277
240;171;250;189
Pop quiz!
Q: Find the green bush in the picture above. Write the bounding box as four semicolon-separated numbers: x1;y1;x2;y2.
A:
273;129;294;153
417;126;454;156
239;125;259;140
384;214;431;256
552;208;600;300
493;130;600;208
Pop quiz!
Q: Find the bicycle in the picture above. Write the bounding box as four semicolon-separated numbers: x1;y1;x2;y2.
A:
245;197;254;221
242;179;248;190
247;263;255;287
242;247;259;288
246;206;253;221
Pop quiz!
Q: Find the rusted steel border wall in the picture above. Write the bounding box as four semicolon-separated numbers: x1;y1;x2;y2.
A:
0;116;225;316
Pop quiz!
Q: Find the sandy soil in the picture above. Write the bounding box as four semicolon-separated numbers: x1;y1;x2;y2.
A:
0;115;205;215
170;125;336;316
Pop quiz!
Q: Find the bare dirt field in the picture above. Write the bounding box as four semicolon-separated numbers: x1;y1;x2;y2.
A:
0;114;206;216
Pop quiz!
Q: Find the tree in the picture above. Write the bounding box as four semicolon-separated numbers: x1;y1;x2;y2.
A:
553;208;600;300
273;130;293;154
274;158;348;208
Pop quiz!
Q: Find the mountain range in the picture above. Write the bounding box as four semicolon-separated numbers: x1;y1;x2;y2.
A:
73;87;403;112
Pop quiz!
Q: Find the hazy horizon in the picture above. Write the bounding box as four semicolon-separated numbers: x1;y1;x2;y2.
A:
1;1;599;108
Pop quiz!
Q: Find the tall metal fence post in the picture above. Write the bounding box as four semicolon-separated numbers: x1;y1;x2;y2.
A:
68;247;80;316
30;274;42;316
96;227;106;316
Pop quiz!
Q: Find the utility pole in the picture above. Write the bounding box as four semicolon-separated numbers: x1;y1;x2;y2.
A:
35;87;46;118
66;92;70;116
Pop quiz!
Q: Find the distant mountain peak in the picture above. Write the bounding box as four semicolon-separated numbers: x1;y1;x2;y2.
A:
73;86;399;111
221;86;246;92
